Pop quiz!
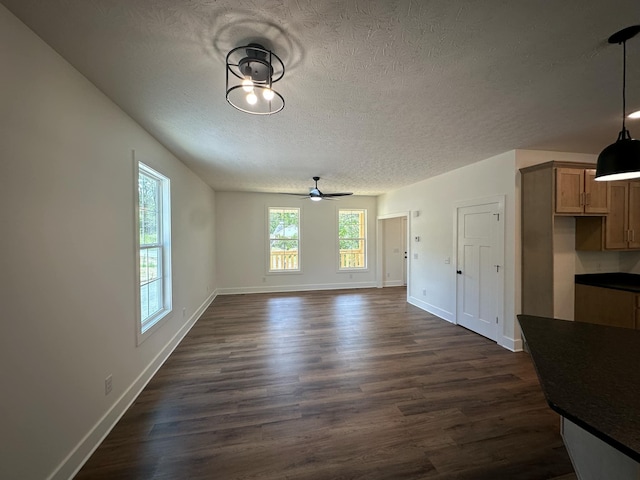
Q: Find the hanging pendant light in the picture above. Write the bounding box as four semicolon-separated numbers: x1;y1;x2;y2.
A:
595;25;640;181
225;43;285;115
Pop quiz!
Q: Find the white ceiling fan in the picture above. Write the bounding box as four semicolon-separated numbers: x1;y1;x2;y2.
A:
283;177;353;201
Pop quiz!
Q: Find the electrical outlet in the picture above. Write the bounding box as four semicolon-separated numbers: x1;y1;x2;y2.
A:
105;375;112;396
182;307;186;318
413;253;418;259
422;289;427;296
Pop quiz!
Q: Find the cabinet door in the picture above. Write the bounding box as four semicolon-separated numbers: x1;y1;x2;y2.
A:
556;168;584;213
628;182;640;248
584;169;610;214
575;284;636;329
604;181;629;249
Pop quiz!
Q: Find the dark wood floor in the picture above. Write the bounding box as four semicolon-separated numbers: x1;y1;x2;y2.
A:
76;287;575;479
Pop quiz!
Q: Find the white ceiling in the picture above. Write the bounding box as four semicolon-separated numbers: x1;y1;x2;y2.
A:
3;0;640;196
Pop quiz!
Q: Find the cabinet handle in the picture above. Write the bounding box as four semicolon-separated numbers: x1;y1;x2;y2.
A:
586;192;591;205
580;192;585;206
633;230;636;243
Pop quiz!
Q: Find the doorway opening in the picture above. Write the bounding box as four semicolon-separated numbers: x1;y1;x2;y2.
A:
377;213;410;298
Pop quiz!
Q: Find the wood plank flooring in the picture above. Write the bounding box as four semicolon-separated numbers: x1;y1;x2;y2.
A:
76;287;575;479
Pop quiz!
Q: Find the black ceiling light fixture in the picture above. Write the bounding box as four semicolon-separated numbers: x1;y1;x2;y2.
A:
596;25;640;181
226;43;285;115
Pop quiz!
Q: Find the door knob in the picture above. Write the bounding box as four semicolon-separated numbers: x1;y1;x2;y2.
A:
456;270;462;275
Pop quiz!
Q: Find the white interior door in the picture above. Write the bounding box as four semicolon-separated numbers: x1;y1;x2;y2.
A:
456;202;502;341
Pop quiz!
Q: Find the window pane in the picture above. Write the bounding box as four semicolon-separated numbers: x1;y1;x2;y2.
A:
341;252;365;268
269;240;299;270
146;279;162;318
270;209;299;239
269;208;300;271
137;162;171;339
338;209;366;270
139;173;160;245
140;283;149;320
340;239;364;250
140;249;149;284
143;209;158;244
139;175;157;210
147;247;160;281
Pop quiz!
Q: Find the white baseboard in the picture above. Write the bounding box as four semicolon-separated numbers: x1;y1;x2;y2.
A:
407;296;455;323
499;335;523;352
50;291;217;480
408;296;522;353
383;280;405;287
217;282;378;295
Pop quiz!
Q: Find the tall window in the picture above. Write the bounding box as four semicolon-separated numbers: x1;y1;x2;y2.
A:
137;162;172;341
268;207;300;272
338;209;367;270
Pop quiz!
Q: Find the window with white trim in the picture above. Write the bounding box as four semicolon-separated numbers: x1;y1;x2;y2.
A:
338;209;367;270
268;207;300;272
137;162;172;341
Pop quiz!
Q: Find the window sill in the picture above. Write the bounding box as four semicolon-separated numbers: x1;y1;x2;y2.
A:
137;308;172;345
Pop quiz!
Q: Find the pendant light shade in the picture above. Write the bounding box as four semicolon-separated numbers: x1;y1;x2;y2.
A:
595;25;640;181
596;132;640;181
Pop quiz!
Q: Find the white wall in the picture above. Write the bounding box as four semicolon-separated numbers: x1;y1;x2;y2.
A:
216;192;377;292
0;6;216;480
378;151;519;350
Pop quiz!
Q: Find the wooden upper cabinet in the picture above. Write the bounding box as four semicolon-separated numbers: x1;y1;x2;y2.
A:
555;168;584;213
555;168;609;215
629;182;640;249
605;181;640;249
605;181;629;249
584;169;610;214
576;180;640;251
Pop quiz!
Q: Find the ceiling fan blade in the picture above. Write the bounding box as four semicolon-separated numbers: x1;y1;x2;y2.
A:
280;192;312;199
321;192;353;197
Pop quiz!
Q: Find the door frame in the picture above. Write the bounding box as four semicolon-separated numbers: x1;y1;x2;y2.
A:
453;195;505;342
377;212;411;299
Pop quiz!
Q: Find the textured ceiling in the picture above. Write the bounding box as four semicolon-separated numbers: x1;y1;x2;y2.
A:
3;0;640;195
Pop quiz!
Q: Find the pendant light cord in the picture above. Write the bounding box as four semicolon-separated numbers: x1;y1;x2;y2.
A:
622;39;627;135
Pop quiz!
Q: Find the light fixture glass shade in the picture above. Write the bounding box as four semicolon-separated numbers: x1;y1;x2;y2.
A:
226;44;285;115
595;134;640;181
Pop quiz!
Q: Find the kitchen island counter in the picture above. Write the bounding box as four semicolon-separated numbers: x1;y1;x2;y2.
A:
518;314;640;464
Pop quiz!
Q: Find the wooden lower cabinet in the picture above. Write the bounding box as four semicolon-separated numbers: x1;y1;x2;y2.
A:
575;284;639;329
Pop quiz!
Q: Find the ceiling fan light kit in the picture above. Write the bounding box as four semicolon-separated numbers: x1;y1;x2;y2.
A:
226;43;285;115
595;25;640;181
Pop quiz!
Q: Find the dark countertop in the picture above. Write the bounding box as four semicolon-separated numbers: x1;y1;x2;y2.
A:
518;315;640;463
575;272;640;293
